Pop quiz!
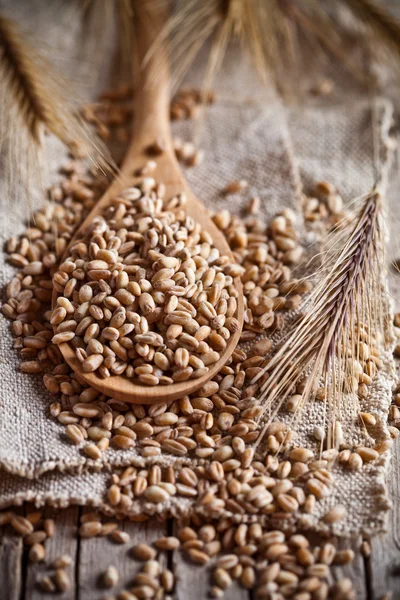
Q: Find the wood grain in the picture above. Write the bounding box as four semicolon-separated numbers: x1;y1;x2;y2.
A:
171;520;250;600
332;536;368;600
172;556;251;600
77;510;167;599
24;505;79;600
52;0;244;405
0;508;23;600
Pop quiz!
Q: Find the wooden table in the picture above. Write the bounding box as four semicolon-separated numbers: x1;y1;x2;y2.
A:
1;437;399;600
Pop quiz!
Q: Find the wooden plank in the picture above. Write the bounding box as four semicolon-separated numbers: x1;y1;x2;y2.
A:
332;536;368;600
172;554;250;600
172;521;250;600
369;534;400;600
24;505;79;600
369;436;400;600
0;507;23;600
173;559;250;600
305;531;368;600
78;509;168;599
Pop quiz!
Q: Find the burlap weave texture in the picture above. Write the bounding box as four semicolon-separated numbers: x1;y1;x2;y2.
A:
0;2;397;537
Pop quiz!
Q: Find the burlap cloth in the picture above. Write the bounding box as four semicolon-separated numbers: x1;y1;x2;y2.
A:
0;2;397;537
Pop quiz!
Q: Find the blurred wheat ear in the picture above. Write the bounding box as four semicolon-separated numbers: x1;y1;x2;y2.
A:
156;0;400;93
0;13;116;187
345;0;400;62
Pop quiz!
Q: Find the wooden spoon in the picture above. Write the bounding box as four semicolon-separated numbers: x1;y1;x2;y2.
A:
52;0;244;404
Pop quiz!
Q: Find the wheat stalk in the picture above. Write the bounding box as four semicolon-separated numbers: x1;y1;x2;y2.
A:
251;187;387;450
0;14;115;174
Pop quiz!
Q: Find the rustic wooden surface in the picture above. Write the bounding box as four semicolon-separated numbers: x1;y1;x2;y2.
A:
0;477;399;600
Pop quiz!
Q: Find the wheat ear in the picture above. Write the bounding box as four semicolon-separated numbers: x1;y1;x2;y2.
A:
251;188;387;450
152;0;400;93
147;0;270;89
0;14;115;173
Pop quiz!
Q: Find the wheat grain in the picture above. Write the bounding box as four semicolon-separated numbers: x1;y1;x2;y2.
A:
38;576;56;593
52;181;240;385
28;543;46;563
103;566;119;588
51;555;72;569
54;569;71;592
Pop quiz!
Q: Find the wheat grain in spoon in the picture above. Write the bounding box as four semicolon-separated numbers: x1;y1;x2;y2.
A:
51;0;243;404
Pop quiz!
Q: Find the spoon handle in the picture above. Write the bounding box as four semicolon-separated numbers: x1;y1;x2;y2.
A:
51;0;244;404
123;0;175;168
